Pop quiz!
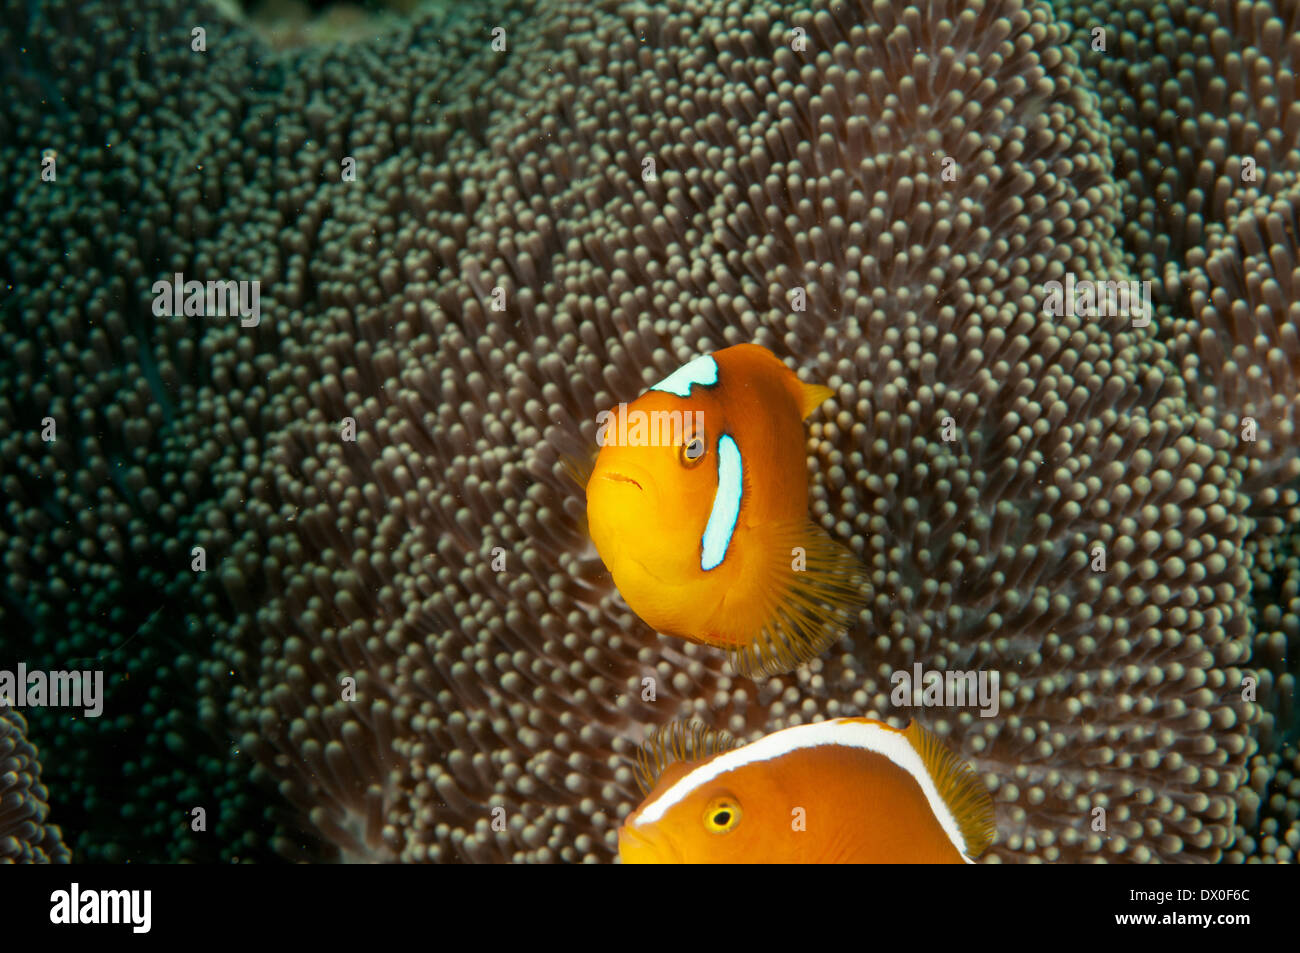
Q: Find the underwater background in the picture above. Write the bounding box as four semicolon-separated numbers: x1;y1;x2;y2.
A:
1;0;1297;863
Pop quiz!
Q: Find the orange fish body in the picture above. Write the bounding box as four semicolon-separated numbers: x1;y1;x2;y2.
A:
619;718;995;864
585;344;861;678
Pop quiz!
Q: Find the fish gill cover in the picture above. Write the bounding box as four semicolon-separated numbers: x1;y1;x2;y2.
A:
0;0;1297;863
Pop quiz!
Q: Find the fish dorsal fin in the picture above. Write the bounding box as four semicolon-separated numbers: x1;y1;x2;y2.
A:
798;381;834;419
904;720;996;859
633;720;738;796
736;343;831;419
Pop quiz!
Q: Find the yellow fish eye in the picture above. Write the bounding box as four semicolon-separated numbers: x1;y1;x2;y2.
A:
680;434;707;468
703;796;741;834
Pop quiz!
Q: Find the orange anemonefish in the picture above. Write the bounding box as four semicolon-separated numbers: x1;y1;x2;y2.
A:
584;343;862;678
619;718;995;864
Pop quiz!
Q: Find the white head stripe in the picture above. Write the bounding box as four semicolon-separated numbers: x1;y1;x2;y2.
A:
632;719;976;861
649;355;718;397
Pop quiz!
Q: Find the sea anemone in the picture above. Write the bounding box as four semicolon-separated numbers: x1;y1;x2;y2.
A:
202;0;1256;862
0;710;70;862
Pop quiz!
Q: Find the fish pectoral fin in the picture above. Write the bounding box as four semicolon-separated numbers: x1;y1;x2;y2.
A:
560;446;599;489
726;521;865;680
904;721;996;860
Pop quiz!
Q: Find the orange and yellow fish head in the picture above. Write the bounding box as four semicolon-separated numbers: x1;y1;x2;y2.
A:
618;723;773;863
585;344;863;676
586;388;726;628
619;743;837;864
619;784;763;864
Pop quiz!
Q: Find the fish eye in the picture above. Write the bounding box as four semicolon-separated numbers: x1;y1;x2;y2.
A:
679;433;707;468
703;796;741;834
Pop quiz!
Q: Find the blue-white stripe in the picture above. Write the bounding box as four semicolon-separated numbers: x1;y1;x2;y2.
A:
700;434;742;571
650;355;718;397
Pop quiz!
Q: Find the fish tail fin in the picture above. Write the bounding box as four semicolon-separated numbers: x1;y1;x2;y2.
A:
727;521;864;680
904;721;996;860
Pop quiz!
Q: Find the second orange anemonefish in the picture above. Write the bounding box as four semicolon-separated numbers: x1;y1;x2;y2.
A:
584;343;863;678
619;718;996;864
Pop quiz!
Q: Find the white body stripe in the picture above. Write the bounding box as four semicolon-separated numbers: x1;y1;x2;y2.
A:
632;718;976;862
700;434;742;570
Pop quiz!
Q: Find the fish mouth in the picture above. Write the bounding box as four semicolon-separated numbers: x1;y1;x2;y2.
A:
618;824;677;863
601;471;643;491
